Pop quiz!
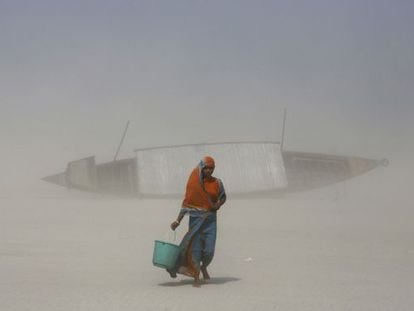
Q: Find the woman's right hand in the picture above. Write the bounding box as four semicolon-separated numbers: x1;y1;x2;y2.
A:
170;220;180;231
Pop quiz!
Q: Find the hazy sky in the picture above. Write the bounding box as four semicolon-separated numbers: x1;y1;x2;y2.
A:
1;0;413;192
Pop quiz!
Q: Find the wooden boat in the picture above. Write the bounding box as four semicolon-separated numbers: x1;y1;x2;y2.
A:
42;141;388;197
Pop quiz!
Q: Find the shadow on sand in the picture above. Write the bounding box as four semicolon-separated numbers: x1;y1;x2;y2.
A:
159;276;241;287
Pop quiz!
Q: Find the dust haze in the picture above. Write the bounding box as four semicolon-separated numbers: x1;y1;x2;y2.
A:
1;1;413;310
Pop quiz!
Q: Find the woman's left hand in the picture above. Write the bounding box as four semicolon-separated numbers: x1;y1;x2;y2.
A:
211;202;221;211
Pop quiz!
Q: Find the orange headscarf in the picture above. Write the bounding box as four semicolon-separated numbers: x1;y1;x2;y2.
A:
182;156;222;209
202;156;215;168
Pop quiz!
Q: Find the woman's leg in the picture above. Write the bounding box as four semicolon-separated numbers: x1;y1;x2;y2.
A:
190;232;203;272
189;217;203;286
201;215;217;279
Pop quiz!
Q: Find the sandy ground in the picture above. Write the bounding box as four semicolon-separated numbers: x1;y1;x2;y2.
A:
1;182;413;311
1;153;413;311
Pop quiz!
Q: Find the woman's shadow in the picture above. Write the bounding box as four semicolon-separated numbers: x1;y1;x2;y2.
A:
159;276;240;287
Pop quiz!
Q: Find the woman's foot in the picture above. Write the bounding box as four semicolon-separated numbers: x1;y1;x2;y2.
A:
193;274;201;287
201;266;210;280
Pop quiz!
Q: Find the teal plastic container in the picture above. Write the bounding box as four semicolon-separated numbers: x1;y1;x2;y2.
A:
152;240;181;269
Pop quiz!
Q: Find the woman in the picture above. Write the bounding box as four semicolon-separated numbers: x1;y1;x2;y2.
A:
168;156;226;287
